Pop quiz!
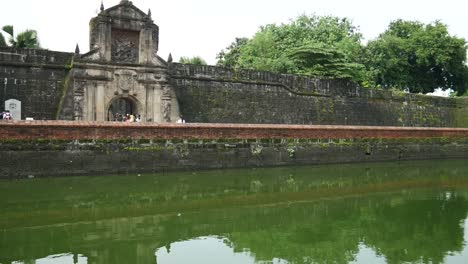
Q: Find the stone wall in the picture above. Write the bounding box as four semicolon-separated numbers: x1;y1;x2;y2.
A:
0;47;73;120
0;121;467;178
0;48;466;126
170;63;468;127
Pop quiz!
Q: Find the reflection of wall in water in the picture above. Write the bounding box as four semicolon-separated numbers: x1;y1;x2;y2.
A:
1;191;467;264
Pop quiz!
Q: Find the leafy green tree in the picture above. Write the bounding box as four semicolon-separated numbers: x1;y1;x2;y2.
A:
15;30;40;48
216;37;248;68
1;25;40;49
217;15;366;81
289;43;366;80
179;56;207;65
0;32;6;47
365;20;467;95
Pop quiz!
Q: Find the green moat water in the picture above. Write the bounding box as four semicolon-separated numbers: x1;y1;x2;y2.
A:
1;160;468;264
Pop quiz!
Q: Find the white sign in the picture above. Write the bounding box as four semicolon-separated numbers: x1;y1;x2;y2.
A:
5;99;21;120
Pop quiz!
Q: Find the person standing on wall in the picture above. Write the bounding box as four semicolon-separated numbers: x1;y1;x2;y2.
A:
3;110;11;120
176;115;185;124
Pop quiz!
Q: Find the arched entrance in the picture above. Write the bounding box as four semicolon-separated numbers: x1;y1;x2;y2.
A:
107;97;136;121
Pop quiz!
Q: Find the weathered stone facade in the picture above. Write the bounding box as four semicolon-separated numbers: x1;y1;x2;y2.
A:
63;0;180;122
0;121;467;178
0;48;73;120
170;64;468;127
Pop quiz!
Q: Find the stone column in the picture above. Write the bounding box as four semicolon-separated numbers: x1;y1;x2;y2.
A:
95;82;105;121
139;28;151;64
96;20;112;61
84;82;97;121
161;85;172;123
153;84;163;123
73;81;85;121
145;84;154;122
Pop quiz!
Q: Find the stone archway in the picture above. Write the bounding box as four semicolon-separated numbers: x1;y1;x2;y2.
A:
107;96;140;121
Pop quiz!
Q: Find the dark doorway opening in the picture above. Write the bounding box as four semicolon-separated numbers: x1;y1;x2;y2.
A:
108;97;135;121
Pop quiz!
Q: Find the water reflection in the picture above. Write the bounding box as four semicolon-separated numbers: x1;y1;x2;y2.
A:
155;237;268;264
1;160;468;264
12;254;87;264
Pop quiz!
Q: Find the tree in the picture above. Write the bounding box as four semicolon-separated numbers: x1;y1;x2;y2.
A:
365;20;467;95
0;32;6;47
216;37;248;68
217;15;366;81
179;56;207;65
1;25;41;49
289;43;366;80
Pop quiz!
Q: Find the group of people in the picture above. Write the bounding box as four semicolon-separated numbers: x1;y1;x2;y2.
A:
176;115;186;123
0;110;12;120
113;113;187;123
113;113;141;122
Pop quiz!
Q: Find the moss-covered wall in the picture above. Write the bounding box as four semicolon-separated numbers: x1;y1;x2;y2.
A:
1;134;467;178
0;47;73;120
453;98;468;127
171;64;467;127
1;49;466;127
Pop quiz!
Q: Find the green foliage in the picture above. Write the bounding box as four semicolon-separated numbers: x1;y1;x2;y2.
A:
15;30;40;48
365;19;467;95
217;14;365;81
179;56;207;65
2;25;13;36
216;37;248;68
219;16;468;95
290;43;365;80
0;33;6;47
0;25;41;49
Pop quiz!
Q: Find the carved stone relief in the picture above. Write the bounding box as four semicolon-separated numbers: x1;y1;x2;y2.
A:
114;70;137;93
73;81;85;120
162;85;172;122
111;29;139;63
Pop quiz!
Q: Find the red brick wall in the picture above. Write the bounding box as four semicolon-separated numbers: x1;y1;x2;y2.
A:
1;120;467;140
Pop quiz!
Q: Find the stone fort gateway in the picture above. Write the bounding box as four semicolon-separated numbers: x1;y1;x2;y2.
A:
0;0;467;127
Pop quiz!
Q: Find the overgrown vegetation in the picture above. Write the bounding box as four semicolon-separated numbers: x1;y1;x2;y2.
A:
217;15;468;96
0;25;41;49
179;56;207;65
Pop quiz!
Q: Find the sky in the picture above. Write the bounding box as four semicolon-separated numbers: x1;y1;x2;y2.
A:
1;0;467;65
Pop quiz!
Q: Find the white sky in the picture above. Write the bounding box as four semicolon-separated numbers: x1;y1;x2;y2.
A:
1;0;467;65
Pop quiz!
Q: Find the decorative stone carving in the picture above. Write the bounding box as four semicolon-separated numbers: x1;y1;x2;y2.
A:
115;70;137;92
74;95;84;120
162;85;172;122
73;81;85;120
69;1;179;123
111;29;139;63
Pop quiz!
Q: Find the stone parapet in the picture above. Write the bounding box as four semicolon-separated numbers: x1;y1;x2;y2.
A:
1;120;467;140
1;121;467;178
0;47;73;67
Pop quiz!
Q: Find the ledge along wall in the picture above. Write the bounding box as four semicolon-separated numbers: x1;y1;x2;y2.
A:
170;63;468;127
0;120;467;178
0;48;73;120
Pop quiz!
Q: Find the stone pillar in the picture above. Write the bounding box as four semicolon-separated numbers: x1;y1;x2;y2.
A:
96;20;112;61
73;81;85;121
84;83;96;121
145;85;154;122
96;82;105;121
161;85;172;123
153;84;163;123
139;28;151;64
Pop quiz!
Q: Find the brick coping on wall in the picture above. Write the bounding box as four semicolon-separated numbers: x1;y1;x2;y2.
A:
0;120;467;140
